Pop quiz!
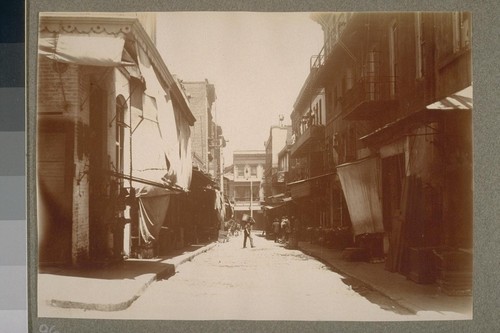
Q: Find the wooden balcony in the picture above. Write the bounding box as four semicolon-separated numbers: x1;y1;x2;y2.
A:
290;125;325;158
342;76;399;121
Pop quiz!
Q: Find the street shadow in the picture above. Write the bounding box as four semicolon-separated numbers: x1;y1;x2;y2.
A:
339;276;415;315
38;242;212;280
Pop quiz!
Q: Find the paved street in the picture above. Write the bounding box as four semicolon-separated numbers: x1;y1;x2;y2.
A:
40;232;438;321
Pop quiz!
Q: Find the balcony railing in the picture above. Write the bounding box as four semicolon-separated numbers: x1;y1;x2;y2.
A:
290;125;325;158
342;76;399;120
288;167;309;183
233;197;261;202
310;14;351;71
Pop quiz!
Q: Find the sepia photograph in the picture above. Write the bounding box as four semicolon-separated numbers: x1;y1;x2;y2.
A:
33;9;473;325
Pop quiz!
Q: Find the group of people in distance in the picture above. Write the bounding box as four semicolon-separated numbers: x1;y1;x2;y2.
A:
272;216;297;244
237;215;299;249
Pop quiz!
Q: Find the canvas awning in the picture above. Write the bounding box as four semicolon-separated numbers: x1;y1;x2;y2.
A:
267;193;285;200
190;169;215;190
361;85;473;145
288;172;335;199
38;31;135;66
132;45;192;190
426;85;472;110
337;157;384;236
263;203;285;210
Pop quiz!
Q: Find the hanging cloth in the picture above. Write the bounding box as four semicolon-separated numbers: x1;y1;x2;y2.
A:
337;156;384;236
135;185;172;243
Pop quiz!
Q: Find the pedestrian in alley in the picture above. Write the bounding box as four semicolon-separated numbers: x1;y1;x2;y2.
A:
272;218;280;243
243;222;255;248
281;216;290;242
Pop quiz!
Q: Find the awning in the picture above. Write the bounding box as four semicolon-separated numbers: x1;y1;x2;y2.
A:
426;85;472;110
135;46;191;190
39;31;134;66
288;172;335;199
361;85;473;145
234;205;262;211
190;169;215;190
337;157;384;236
263;203;285;210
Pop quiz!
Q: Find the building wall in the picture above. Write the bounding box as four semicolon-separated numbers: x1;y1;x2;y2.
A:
264;126;291;198
183;82;211;172
38;54;131;264
289;12;471;256
38;58;93;264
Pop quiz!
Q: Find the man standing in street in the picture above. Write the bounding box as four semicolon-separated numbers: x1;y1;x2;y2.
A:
243;222;255;248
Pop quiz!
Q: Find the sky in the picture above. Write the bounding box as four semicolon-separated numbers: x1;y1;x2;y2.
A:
155;12;324;166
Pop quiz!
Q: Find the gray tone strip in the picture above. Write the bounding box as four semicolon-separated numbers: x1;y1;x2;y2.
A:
0;176;26;220
0;221;26;266
0;132;25;176
0;266;26;310
0;310;27;332
0;43;24;88
0;88;25;131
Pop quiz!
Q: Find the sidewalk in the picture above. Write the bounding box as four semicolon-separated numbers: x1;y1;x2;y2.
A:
38;242;217;312
297;241;472;318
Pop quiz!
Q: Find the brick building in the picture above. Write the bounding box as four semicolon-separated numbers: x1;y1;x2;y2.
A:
182;80;216;174
37;13;196;265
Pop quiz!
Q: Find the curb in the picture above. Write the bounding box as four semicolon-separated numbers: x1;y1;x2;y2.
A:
297;244;418;315
46;242;218;311
169;242;218;270
46;271;163;312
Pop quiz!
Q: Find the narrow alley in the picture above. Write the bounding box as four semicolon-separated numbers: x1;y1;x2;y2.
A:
38;233;469;321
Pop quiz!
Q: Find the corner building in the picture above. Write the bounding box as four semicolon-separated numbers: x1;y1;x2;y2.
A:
37;13;196;265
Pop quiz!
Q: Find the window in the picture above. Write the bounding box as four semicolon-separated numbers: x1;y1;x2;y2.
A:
237;165;245;177
415;12;425;79
389;21;398;97
250;166;257;177
115;97;126;177
319;99;323;125
333;86;338;109
453;12;471;53
367;49;378;100
344;68;353;91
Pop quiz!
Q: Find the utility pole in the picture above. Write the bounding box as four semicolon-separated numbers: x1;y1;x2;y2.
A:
245;166;253;219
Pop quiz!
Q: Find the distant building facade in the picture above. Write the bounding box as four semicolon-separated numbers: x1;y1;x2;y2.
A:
183;80;216;173
263;125;292;199
232;150;266;229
